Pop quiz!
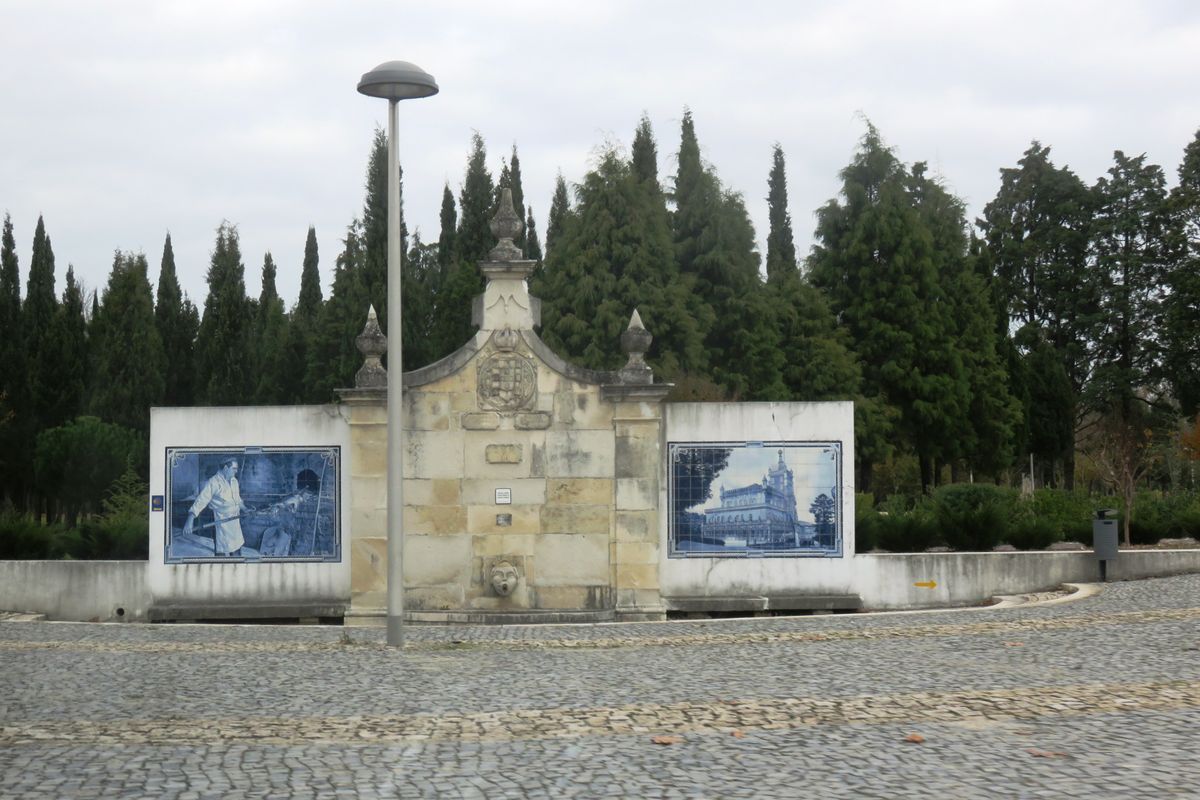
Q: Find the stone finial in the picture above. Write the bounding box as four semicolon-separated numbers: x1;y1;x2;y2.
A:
488;188;524;262
353;304;388;388
618;308;654;385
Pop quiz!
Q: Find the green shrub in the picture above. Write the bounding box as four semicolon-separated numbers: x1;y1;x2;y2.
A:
875;495;941;552
855;493;879;552
931;483;1016;551
1007;513;1062;550
0;511;82;559
1024;488;1095;543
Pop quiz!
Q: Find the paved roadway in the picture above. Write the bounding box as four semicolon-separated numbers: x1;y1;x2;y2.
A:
2;575;1199;799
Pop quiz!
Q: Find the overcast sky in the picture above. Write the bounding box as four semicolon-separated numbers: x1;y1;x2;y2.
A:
2;1;1198;311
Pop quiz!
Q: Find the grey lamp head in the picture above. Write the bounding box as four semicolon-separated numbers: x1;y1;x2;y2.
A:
357;60;439;100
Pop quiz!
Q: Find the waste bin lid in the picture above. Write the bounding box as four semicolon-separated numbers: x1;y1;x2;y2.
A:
1096;508;1118;520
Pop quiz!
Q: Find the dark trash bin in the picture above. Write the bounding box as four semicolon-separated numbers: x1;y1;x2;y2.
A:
1093;508;1118;581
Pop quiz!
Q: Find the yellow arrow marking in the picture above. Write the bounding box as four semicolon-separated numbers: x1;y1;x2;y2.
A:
914;580;938;589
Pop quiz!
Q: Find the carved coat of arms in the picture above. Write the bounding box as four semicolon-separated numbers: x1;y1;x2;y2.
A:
478;353;537;412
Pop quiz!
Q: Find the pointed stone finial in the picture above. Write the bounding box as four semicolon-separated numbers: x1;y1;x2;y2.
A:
618;308;654;385
488;188;524;262
354;304;388;388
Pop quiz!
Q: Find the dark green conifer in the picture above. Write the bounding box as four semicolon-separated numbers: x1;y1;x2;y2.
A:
252;252;289;403
155;234;197;406
1164;129;1200;416
631;114;659;187
765;144;798;285
545;172;571;257
89;252;165;432
195;223;251;404
41;266;88;430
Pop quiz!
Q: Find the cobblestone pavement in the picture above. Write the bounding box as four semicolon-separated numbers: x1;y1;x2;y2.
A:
2;575;1199;798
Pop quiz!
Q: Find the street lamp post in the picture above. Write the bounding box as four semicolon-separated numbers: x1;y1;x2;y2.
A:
356;61;438;648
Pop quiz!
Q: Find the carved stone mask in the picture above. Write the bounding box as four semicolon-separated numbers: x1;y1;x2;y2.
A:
490;561;519;597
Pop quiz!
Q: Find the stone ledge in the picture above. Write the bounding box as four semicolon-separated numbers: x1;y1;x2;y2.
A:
404;609;616;625
663;594;863;613
149;603;347;622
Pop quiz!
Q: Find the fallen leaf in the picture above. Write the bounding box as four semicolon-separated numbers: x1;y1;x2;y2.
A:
1004;641;1025;647
903;733;925;744
731;729;745;739
651;735;684;746
1025;748;1067;758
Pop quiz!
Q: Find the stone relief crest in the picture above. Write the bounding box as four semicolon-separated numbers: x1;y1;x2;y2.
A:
478;351;537;412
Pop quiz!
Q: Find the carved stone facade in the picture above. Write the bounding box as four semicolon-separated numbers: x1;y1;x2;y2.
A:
340;189;670;623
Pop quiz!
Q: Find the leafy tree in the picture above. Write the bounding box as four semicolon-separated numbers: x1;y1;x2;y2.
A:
1164;129;1200;416
1088;151;1170;419
155;233;198;406
195;223;251;404
539;148;708;375
89;252;165;433
34;416;141;526
401;231;439;368
252;252;289;403
810;124;966;491
978;142;1097;485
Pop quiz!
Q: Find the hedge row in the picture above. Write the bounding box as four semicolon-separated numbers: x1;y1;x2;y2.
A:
857;485;1200;553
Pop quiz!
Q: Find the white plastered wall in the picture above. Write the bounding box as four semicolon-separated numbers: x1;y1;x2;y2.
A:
661;401;856;599
148;406;352;608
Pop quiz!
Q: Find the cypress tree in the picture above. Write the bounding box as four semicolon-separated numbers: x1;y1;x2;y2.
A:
436;184;457;277
284;226;323;404
41;266;88;430
252;252;289;403
155;233;197;406
402;231;439;368
457;133;496;262
670;109;778;397
24;216;58;443
0;214;20;387
496;144;527;250
307;222;367;401
195;223;252;404
427;134;494;359
765;144;798;285
525;207;543;263
0;215;24;504
360;128;408;327
631;114;659;187
545;172;571;257
89;252;165;433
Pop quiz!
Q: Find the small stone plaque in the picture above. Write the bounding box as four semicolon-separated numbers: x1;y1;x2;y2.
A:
485;444;523;464
495;488;512;505
495;513;513;527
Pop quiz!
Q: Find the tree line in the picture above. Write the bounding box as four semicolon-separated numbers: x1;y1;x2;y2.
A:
1;115;1198;525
